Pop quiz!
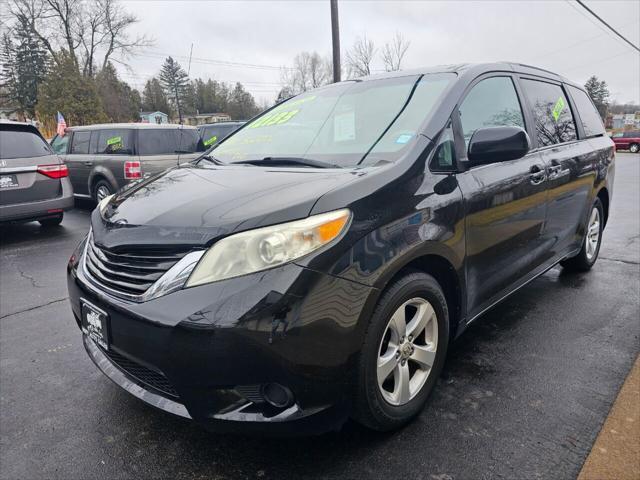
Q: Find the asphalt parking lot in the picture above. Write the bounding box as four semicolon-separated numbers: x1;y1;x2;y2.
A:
1;152;638;480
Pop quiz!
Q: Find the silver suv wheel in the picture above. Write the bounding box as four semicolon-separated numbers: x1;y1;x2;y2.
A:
377;297;438;406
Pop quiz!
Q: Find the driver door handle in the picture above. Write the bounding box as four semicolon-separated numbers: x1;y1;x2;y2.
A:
83;161;93;166
529;165;547;185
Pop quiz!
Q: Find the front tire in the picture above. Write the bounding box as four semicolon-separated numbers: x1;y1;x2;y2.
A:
561;198;604;272
353;271;449;431
630;143;639;153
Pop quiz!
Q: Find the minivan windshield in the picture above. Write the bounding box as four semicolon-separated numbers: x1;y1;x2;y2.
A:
210;73;455;168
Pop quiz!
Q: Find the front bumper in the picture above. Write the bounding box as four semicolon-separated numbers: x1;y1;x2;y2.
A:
0;177;74;222
68;246;376;435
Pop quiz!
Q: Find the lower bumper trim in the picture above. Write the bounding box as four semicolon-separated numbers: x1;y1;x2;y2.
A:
83;335;191;419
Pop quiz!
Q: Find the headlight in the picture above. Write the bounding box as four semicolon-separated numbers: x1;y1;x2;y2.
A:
97;194;113;215
185;209;351;287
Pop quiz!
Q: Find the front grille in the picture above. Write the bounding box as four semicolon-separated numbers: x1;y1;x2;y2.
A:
102;347;179;399
84;234;190;300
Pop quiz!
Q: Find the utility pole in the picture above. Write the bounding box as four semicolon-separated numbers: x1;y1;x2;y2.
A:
330;0;341;83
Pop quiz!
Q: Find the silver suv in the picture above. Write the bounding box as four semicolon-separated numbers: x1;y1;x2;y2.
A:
0;121;73;226
51;123;204;202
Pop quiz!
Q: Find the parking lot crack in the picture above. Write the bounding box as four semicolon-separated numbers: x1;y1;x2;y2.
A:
599;257;640;266
0;297;68;319
16;266;45;289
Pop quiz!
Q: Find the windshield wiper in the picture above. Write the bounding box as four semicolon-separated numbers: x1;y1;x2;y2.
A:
196;154;225;165
233;157;339;169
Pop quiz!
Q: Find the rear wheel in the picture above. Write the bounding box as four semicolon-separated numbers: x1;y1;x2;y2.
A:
630;143;639;153
38;213;63;227
561;198;603;272
353;271;449;431
92;179;113;203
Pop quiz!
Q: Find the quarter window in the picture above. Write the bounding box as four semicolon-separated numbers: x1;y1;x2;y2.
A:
567;86;605;138
70;131;91;154
459;76;525;148
521;79;577;147
429;122;456;171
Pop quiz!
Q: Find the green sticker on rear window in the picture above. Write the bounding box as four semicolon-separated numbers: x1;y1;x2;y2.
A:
106;136;122;146
203;135;218;146
552;97;566;122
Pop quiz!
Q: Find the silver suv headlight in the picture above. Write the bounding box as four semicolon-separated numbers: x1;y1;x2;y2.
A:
185;209;351;287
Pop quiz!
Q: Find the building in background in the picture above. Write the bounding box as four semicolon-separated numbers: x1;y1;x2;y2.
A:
140;111;169;124
183;113;231;126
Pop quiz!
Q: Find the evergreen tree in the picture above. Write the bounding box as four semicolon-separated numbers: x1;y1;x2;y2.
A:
227;82;259;120
141;77;172;116
584;76;610;119
0;29;49;118
37;53;107;126
159;57;189;122
95;62;140;122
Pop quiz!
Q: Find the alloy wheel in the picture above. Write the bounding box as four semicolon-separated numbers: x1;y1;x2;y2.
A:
377;297;438;406
585;207;601;261
96;185;111;202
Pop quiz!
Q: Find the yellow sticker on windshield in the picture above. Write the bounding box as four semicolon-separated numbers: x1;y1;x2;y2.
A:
249;109;300;129
203;135;218;146
552;97;565;122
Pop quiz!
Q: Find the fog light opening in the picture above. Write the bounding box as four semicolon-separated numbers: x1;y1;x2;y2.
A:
261;383;294;408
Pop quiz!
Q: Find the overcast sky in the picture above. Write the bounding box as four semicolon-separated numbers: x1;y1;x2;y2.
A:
119;0;640;105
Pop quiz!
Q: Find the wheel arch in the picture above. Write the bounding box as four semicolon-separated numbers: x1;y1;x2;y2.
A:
370;252;465;340
88;167;119;199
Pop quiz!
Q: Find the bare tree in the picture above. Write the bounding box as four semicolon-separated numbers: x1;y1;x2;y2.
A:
381;32;410;72
345;35;375;78
281;51;331;94
8;0;152;77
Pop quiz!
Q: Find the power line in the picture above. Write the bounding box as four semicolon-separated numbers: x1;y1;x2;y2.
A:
573;0;640;52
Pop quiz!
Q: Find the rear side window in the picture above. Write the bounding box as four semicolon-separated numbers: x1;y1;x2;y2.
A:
51;135;69;154
459;76;525;148
138;129;202;155
0;129;52;159
201;125;235;147
521;79;577;147
624;131;640;138
94;129;133;154
70;131;91;154
567;86;605;138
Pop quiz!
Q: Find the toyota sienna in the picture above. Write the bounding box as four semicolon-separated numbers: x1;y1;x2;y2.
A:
67;63;615;434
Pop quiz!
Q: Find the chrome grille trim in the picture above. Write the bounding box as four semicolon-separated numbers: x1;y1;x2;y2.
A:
82;231;205;303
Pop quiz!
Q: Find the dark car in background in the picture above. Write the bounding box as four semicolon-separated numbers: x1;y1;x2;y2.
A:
0;121;73;226
51;123;205;202
611;130;640;153
198;121;245;148
67;63;614;435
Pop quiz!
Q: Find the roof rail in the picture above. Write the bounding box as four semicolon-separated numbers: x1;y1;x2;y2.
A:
510;62;560;77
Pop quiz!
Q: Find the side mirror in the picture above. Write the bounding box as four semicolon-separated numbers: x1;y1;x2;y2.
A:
467;126;530;166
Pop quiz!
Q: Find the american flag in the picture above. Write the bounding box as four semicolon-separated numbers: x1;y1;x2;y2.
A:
56;112;67;137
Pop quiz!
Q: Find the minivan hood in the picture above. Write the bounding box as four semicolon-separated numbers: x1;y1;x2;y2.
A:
94;164;360;249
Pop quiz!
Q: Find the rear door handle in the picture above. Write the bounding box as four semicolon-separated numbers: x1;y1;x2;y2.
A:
83;161;93;166
529;165;547;185
548;164;562;178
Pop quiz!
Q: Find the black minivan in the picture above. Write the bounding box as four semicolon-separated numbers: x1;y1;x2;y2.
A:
67;63;614;435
